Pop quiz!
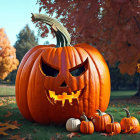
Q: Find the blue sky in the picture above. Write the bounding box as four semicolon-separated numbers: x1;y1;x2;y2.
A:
0;0;55;45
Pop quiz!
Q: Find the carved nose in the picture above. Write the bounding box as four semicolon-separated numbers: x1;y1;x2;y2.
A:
60;81;67;87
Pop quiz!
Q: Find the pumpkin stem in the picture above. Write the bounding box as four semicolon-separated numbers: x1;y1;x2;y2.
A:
31;13;71;47
80;112;89;122
96;109;103;116
123;108;131;118
107;113;114;123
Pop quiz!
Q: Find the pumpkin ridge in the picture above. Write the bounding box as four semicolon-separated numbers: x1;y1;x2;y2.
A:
49;48;58;89
84;48;101;109
17;49;44;120
66;47;73;68
74;47;88;115
27;52;48;122
71;47;84;113
16;45;48;102
79;47;100;113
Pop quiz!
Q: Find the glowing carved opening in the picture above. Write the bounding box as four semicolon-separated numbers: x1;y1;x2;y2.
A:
47;90;81;106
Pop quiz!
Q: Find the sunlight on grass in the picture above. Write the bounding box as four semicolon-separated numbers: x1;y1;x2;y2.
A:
110;90;136;99
0;85;15;96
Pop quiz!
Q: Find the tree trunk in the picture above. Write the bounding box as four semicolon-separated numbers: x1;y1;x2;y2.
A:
135;73;140;97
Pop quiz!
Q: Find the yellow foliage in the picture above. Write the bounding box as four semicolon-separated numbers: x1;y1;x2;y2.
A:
0;28;19;80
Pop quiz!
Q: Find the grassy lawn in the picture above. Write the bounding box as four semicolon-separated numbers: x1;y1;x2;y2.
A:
0;86;140;140
0;85;15;96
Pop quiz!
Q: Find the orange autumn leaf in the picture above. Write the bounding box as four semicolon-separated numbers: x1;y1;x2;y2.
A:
5;124;19;130
8;135;26;140
67;132;80;139
0;127;9;136
0;122;19;136
11;121;22;127
0;131;8;136
0;102;3;106
5;111;12;118
100;132;115;136
8;135;20;140
0;122;10;127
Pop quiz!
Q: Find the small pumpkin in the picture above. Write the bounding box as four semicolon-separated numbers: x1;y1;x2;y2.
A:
80;113;94;134
120;108;140;134
91;109;111;132
106;113;121;135
66;118;81;132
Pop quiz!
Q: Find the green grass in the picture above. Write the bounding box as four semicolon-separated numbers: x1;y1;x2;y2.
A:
0;100;140;140
0;86;140;140
0;85;15;96
111;90;137;99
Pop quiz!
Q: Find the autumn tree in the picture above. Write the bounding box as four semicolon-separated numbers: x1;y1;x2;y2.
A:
6;25;38;83
35;0;140;95
0;28;19;80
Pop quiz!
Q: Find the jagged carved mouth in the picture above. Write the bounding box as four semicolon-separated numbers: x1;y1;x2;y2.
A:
45;87;85;106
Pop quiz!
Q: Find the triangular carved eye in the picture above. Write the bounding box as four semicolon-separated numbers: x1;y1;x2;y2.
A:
69;59;88;77
41;58;59;77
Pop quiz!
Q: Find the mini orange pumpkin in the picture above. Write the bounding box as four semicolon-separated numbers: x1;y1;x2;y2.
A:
120;108;140;134
92;109;111;132
80;113;94;134
15;13;111;124
106;113;121;135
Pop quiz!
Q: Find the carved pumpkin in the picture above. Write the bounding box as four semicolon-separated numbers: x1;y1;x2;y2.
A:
66;118;81;132
106;113;121;135
15;14;111;124
80;113;94;134
92;109;111;132
120;108;140;134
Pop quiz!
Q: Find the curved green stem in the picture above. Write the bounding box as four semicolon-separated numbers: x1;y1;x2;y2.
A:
107;113;114;123
96;109;103;116
80;112;89;122
123;108;131;118
31;13;71;47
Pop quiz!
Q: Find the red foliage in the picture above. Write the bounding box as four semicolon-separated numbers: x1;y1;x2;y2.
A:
35;0;140;75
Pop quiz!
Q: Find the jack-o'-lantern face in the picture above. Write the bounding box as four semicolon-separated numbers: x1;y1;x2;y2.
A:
16;44;111;124
40;57;88;106
16;13;111;124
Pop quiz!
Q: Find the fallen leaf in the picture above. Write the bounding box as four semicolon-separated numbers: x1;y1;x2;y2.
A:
8;135;26;140
50;137;56;140
0;122;9;127
11;121;22;127
5;111;12;118
100;132;115;136
0;102;3;106
56;133;63;139
0;122;19;136
0;130;8;136
8;135;20;139
100;133;108;136
67;132;80;139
